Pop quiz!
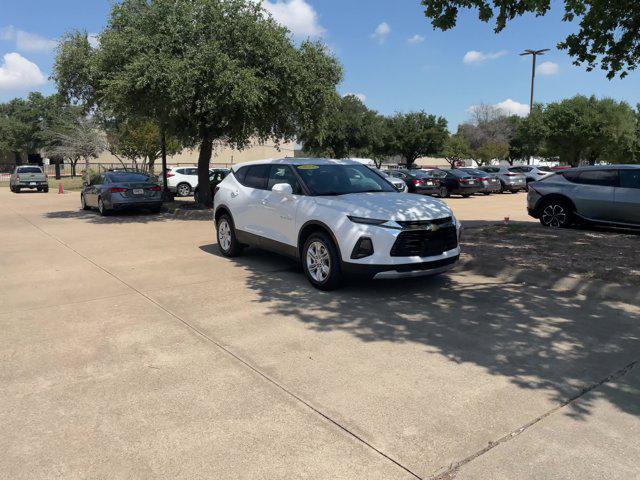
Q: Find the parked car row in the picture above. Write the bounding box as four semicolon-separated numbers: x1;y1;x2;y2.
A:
384;166;527;198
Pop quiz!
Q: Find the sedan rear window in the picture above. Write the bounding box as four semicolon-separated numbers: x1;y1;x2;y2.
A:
107;173;153;183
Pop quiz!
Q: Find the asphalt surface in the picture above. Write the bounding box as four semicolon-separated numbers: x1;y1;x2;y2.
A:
1;188;638;479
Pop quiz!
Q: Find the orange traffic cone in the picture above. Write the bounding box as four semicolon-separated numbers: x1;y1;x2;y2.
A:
58;183;64;194
504;216;510;225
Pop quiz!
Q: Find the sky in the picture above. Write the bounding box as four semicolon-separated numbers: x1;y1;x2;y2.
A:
2;0;640;129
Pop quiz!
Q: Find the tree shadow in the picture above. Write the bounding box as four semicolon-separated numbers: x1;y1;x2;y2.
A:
44;208;211;224
200;242;640;421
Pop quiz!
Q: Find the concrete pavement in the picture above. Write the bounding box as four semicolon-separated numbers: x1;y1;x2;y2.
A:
1;188;638;479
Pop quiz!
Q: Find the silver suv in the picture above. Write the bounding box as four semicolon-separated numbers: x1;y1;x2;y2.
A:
527;165;640;228
478;165;527;193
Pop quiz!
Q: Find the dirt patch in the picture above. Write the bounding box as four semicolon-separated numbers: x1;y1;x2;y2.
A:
462;224;640;288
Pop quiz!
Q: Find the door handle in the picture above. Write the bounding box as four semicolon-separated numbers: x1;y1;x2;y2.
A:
260;199;269;205
230;190;239;198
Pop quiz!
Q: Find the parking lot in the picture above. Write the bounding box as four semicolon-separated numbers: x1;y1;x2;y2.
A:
1;187;639;479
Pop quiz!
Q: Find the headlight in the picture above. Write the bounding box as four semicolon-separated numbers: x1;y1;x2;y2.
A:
347;216;387;226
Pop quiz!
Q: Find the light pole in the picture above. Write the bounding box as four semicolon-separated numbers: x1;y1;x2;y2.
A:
520;48;549;114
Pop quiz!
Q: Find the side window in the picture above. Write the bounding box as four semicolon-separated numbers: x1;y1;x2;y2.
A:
267;165;302;194
619;170;640;189
576;170;618;187
188;168;198;176
242;165;270;190
234;167;248;184
176;169;187;175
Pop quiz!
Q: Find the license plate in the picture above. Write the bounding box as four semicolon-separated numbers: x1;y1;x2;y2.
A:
30;182;36;186
426;181;433;186
133;189;144;195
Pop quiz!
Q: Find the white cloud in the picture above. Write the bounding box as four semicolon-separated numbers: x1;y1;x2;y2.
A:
345;92;366;102
537;61;559;76
463;50;507;65
262;0;325;38
407;34;425;44
0;52;48;90
88;33;100;48
1;26;57;52
495;99;530;117
371;22;390;44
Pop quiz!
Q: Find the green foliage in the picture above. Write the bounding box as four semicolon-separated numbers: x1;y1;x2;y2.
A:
299;94;382;159
386;111;449;167
442;134;471;167
508;106;548;163
544;95;636;166
476;140;509;165
54;0;342;205
421;0;640;78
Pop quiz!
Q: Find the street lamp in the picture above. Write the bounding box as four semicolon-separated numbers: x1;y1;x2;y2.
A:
520;48;550;114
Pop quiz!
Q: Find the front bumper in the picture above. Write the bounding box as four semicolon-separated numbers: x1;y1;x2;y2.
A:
342;254;459;279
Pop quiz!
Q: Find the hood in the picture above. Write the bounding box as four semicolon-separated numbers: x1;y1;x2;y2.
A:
314;192;452;221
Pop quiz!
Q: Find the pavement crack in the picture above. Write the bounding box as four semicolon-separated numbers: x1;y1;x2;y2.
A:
430;359;639;480
14;211;423;480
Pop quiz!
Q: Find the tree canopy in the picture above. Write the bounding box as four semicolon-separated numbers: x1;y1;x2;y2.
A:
386;111;449;167
421;0;640;78
54;0;342;206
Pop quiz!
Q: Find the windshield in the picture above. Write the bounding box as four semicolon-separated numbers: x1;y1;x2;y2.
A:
18;167;43;173
460;168;485;176
296;164;395;196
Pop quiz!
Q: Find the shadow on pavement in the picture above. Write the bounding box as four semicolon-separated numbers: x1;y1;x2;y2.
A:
45;208;211;224
201;242;640;421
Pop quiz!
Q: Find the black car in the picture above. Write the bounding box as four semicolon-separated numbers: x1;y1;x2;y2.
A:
422;169;482;198
194;168;230;204
386;169;440;195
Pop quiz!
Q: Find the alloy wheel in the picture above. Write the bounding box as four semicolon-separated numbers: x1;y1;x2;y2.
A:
177;183;191;197
218;219;232;251
541;204;567;228
306;241;331;283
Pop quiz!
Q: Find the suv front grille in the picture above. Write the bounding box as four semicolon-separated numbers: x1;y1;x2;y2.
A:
390;225;458;257
396;216;453;230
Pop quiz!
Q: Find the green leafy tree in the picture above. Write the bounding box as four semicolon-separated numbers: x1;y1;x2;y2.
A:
442;134;471;168
476;140;509;166
54;0;342;206
421;0;640;78
386;111;449;168
299;94;381;160
509;105;548;164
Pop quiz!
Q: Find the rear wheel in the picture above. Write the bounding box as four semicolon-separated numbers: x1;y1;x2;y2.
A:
302;232;343;291
217;214;242;257
43;187;49;193
176;182;191;197
14;186;21;193
462;193;472;198
483;192;491;196
98;197;109;216
438;186;450;198
539;198;573;228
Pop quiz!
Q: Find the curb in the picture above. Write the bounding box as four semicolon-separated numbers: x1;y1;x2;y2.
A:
162;205;213;220
460;257;640;305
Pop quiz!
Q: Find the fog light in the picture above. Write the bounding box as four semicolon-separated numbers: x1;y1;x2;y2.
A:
351;237;374;259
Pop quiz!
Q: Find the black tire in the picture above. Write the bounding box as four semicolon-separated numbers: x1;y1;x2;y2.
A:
43;187;49;193
510;189;518;194
216;214;243;257
37;187;42;192
462;193;472;198
438;186;450;198
98;196;110;216
499;182;506;193
302;231;343;291
176;182;191;197
15;187;21;193
539;198;573;228
81;194;91;210
483;192;491;196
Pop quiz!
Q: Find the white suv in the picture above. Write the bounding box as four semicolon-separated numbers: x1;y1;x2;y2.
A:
165;166;199;197
214;159;461;290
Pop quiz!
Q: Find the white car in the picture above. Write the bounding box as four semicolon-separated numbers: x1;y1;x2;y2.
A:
213;158;461;290
165;166;199;197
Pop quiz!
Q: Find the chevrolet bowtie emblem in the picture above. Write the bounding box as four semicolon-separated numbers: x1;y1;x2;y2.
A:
430;224;440;232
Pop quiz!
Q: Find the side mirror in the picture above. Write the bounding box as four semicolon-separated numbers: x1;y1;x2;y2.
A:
83;181;89;187
272;183;293;196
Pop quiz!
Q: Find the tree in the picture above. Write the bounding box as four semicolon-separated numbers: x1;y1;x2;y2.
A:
458;104;516;164
299;94;381;159
442;134;470;168
43;116;105;179
475;140;509;166
543;95;636;166
54;0;342;206
104;118;182;173
508;105;548;164
421;0;640;78
386;111;449;168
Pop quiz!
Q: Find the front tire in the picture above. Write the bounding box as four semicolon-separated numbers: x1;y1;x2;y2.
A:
438;186;450;198
539;198;573;228
302;232;343;291
81;194;91;210
216;214;242;257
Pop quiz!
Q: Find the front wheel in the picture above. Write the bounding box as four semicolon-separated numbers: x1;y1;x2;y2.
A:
81;194;91;210
216;214;243;257
540;199;573;228
302;232;343;291
438;186;450;198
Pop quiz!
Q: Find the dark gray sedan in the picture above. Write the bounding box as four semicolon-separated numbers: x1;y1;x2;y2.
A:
81;171;163;216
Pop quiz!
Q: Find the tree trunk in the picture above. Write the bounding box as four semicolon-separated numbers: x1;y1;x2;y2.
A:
71;159;77;177
197;135;214;207
160;127;169;199
84;157;90;183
